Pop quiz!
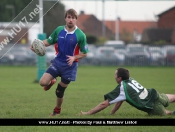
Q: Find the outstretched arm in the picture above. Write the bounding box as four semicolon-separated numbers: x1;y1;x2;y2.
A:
81;100;109;115
110;101;123;115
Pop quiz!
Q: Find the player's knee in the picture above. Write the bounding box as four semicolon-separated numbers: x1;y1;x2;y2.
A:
55;84;66;98
39;80;44;86
39;79;48;87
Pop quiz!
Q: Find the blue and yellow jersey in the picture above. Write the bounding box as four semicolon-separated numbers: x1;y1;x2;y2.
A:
47;26;88;62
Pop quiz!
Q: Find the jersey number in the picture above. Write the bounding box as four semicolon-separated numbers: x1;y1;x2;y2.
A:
128;80;148;99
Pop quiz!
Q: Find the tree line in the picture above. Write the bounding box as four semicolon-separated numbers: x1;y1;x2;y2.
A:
0;0;65;36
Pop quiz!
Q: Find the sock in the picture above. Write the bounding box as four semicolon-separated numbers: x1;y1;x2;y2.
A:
172;111;175;115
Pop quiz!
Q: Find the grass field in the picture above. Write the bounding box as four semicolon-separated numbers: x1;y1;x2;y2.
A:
0;66;175;132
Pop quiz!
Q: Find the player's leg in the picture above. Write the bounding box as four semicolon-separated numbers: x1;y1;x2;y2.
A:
148;100;166;116
39;64;58;90
50;62;78;116
55;80;69;107
148;93;168;116
166;94;175;103
164;94;175;115
51;78;70;116
39;73;54;86
165;109;175;115
155;93;175;115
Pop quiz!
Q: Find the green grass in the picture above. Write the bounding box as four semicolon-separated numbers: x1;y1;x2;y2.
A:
0;66;175;131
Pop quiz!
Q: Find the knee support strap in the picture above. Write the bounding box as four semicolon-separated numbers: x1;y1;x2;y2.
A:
55;84;66;98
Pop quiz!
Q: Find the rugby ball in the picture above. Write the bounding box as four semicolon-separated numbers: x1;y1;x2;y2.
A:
32;39;46;56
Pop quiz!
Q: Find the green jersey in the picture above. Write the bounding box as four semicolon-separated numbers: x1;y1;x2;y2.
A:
104;78;158;112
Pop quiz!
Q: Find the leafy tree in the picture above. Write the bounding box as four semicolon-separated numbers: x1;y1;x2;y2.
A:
86;34;97;44
43;1;65;36
0;0;65;37
120;28;133;44
0;0;30;21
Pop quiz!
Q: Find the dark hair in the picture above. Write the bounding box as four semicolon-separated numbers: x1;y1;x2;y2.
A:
65;9;78;19
117;68;129;80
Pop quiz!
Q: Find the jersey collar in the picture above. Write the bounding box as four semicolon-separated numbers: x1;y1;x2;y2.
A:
64;26;77;34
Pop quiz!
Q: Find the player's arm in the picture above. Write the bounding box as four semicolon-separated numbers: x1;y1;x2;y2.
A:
30;44;35;52
78;33;88;59
67;51;87;60
66;52;87;66
43;27;59;47
110;101;123;115
30;39;50;53
75;51;87;59
43;39;51;47
30;27;58;52
80;100;110;115
67;32;88;66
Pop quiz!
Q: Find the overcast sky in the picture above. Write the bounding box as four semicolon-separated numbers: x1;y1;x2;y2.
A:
61;0;175;21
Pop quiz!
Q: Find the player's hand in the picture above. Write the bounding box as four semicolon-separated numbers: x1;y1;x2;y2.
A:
80;111;89;115
66;55;75;66
30;44;35;53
